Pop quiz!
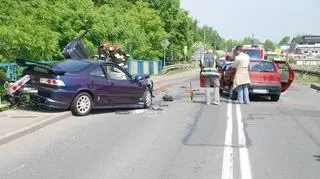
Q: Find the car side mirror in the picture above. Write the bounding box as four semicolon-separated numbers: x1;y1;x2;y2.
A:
134;75;143;81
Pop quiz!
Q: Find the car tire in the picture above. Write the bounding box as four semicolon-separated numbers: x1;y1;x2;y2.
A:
270;94;280;102
71;92;92;116
143;88;152;108
219;89;223;95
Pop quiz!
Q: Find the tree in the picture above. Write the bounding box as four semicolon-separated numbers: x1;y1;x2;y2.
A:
91;0;166;59
278;36;291;46
221;39;239;52
241;36;253;45
263;39;276;52
0;0;96;61
0;0;222;62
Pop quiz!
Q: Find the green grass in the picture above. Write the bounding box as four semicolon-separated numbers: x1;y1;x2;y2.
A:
0;101;9;112
294;72;320;85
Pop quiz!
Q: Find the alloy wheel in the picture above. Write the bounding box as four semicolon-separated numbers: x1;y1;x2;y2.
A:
76;95;91;114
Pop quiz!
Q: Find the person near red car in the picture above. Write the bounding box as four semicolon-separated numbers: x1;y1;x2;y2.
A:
200;49;221;105
231;45;251;104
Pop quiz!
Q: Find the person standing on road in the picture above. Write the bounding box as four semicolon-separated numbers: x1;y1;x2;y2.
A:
231;45;251;104
200;49;221;105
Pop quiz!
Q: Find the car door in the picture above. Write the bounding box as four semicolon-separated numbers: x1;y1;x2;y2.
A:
88;66;111;106
222;63;236;91
273;61;295;92
103;64;144;105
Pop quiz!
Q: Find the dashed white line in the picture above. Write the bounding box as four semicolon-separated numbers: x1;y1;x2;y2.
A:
236;104;252;179
221;100;233;179
8;164;25;173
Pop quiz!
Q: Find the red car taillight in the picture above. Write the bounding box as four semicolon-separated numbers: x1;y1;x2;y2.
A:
40;78;65;86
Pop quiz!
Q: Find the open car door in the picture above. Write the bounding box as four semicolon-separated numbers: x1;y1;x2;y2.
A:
274;60;295;92
219;62;235;92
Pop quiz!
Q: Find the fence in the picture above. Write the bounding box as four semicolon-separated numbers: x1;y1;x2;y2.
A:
0;59;164;81
295;58;320;66
127;59;163;75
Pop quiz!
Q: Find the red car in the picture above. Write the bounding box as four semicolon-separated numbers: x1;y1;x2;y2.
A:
230;45;265;59
219;59;294;101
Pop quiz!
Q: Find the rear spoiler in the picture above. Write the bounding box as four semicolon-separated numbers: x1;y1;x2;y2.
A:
16;58;66;75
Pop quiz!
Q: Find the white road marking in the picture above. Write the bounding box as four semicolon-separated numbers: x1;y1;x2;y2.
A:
236;104;252;179
221;100;233;179
8;164;25;173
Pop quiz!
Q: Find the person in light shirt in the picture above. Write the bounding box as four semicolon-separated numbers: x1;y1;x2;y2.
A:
231;45;251;104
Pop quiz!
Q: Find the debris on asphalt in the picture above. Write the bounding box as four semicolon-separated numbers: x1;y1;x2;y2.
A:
159;104;169;107
163;94;173;101
150;105;164;111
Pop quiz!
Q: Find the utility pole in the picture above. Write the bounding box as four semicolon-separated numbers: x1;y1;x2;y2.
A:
252;33;255;45
163;48;166;67
163;39;170;67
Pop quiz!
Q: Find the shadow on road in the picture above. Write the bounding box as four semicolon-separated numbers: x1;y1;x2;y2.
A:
313;155;320;161
90;108;135;115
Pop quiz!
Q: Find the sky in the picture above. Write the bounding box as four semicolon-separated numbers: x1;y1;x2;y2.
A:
180;0;319;42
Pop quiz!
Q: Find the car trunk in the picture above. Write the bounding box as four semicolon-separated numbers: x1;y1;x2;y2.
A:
249;71;280;84
23;66;60;87
248;61;280;84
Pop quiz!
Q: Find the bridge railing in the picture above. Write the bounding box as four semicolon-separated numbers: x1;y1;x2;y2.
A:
0;61;58;81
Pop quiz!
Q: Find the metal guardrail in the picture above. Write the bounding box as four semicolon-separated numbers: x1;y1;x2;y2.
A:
161;64;194;74
310;83;320;91
292;68;320;91
0;61;57;81
293;69;320;76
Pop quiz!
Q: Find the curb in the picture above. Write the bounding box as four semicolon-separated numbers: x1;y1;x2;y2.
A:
311;83;320;91
0;111;71;146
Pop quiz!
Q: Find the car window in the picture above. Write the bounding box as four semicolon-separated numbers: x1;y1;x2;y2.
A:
104;65;130;81
276;63;289;82
244;50;261;59
89;66;105;78
249;61;276;72
277;63;289;72
54;60;90;73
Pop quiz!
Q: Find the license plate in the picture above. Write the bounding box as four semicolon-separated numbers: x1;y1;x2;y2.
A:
22;87;38;93
253;89;268;94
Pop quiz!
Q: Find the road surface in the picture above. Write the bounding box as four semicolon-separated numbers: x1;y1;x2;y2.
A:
0;76;319;179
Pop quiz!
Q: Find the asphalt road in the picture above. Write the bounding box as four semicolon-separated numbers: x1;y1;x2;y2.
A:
0;76;319;179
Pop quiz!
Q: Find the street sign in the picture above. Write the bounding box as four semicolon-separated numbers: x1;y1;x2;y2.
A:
184;46;188;55
163;39;170;49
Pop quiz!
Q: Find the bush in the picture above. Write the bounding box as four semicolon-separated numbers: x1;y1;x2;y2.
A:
0;69;8;95
288;57;296;65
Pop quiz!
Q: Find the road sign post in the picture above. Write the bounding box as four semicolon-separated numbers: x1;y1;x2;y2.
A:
162;39;170;67
184;46;188;61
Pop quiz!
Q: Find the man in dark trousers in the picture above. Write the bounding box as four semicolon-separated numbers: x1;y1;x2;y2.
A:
200;49;221;105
